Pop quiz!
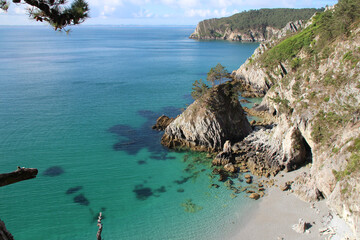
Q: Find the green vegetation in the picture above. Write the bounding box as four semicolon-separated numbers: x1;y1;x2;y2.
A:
292;81;301;96
343;50;360;68
269;96;291;114
311;111;352;144
196;8;322;38
291;57;302;70
191;79;209;100
261;0;360;68
332;137;360;181
207;63;229;86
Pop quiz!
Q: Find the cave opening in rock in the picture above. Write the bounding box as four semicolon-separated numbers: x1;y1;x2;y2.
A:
300;136;313;168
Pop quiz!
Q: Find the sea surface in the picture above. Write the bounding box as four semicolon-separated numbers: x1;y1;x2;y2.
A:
0;26;259;240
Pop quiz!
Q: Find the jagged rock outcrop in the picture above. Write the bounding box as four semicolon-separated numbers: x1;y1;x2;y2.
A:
161;82;252;152
152;115;174;131
233;116;310;177
212;140;233;166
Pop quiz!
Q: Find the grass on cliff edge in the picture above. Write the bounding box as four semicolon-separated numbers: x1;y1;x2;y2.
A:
333;137;360;181
261;0;360;68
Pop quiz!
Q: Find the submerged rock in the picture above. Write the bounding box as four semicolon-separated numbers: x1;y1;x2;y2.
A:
161;82;252;152
43;166;64;177
66;186;83;195
181;199;203;213
74;194;90;206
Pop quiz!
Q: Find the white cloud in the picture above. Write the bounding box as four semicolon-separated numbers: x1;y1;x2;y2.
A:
185;7;235;18
185;9;211;18
133;9;155;18
100;5;117;18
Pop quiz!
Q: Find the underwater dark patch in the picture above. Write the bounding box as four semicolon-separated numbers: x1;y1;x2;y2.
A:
177;188;185;193
155;186;166;193
108;106;181;155
133;184;153;200
66;186;83;195
150;153;176;161
137;160;147;165
43;166;64;177
174;176;192;185
74;194;90;206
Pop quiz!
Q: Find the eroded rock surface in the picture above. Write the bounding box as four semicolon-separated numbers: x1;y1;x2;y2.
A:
161;82;252;152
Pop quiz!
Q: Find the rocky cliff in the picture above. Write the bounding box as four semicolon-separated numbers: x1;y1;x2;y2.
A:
190;20;305;42
189;8;321;42
231;3;360;237
161;82;252;152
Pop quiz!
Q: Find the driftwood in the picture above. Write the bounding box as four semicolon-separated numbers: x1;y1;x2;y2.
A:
0;167;38;187
97;212;103;240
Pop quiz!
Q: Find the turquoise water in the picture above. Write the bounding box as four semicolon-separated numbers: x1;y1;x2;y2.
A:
0;26;259;239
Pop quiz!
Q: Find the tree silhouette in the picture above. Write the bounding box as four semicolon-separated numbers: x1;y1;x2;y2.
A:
0;0;89;30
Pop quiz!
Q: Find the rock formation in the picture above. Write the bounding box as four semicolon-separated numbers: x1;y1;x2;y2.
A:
152;115;174;131
229;4;360;237
161;82;252;152
212;140;233;166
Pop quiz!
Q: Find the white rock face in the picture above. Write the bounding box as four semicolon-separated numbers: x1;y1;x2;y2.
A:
161;83;252;152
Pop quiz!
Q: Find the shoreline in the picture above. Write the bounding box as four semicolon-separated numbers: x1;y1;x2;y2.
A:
227;167;356;240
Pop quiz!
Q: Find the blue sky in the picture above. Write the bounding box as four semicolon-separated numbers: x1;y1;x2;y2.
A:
0;0;338;26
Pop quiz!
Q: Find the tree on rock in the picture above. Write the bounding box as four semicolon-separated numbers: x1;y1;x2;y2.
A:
207;63;229;86
191;79;209;100
0;0;89;30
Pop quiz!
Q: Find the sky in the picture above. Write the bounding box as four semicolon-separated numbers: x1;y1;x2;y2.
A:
0;0;338;26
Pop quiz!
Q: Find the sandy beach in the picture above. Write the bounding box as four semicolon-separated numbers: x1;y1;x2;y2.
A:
228;168;356;240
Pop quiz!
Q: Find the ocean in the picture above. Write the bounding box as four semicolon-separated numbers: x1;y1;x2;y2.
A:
0;26;259;239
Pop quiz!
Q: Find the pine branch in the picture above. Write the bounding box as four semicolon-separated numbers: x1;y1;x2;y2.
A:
0;167;38;187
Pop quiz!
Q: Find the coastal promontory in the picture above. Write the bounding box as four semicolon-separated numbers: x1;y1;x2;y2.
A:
189;8;322;42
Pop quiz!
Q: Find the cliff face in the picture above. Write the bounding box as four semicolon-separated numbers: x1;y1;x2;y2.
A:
232;5;360;237
190;20;305;42
161;82;252;152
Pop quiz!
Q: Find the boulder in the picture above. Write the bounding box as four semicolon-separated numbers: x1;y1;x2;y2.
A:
292;218;307;234
224;163;237;173
152;115;174;131
249;193;260;200
161;82;252;152
213;140;235;166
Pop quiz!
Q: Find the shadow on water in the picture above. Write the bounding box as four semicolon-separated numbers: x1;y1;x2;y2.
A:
66;186;83;195
74;193;90;206
108;106;181;156
43;166;65;177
